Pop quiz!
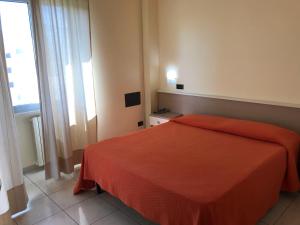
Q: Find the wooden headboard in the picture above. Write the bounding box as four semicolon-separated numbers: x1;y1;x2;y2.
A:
158;91;300;134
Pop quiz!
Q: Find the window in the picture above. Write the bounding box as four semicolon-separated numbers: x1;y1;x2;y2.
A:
0;1;40;113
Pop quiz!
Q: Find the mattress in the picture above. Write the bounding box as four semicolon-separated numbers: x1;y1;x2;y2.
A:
74;114;300;225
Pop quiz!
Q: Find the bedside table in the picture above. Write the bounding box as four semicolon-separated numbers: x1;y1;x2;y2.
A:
149;112;182;127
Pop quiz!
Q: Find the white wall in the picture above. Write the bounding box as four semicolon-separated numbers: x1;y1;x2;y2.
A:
158;0;300;106
142;0;160;126
89;0;145;140
15;112;39;169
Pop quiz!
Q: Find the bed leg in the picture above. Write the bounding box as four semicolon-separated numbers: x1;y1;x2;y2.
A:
96;183;104;194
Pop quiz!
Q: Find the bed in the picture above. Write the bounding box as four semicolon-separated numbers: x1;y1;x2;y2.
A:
74;114;300;225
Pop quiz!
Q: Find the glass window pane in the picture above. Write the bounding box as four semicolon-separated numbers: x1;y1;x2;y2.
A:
0;1;40;112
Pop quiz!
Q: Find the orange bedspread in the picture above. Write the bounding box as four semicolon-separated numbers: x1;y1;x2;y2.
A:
74;115;300;225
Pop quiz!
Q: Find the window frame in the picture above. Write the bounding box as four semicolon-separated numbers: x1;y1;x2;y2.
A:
0;0;41;114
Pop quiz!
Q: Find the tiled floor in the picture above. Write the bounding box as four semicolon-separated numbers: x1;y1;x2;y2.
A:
11;168;300;225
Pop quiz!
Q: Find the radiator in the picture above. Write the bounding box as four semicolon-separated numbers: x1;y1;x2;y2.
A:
32;116;45;166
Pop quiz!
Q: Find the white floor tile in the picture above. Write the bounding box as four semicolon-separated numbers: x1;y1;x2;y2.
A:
101;193;153;225
35;177;76;195
101;193;127;209
25;168;78;195
25;169;45;184
121;206;152;225
14;196;60;225
66;196;117;225
49;182;97;209
34;212;77;225
93;211;139;225
24;177;46;201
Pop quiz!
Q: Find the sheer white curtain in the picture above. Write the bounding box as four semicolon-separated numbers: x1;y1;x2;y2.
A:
0;22;27;219
31;0;97;179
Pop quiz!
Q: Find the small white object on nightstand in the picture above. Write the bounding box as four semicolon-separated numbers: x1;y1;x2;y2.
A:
149;112;182;127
